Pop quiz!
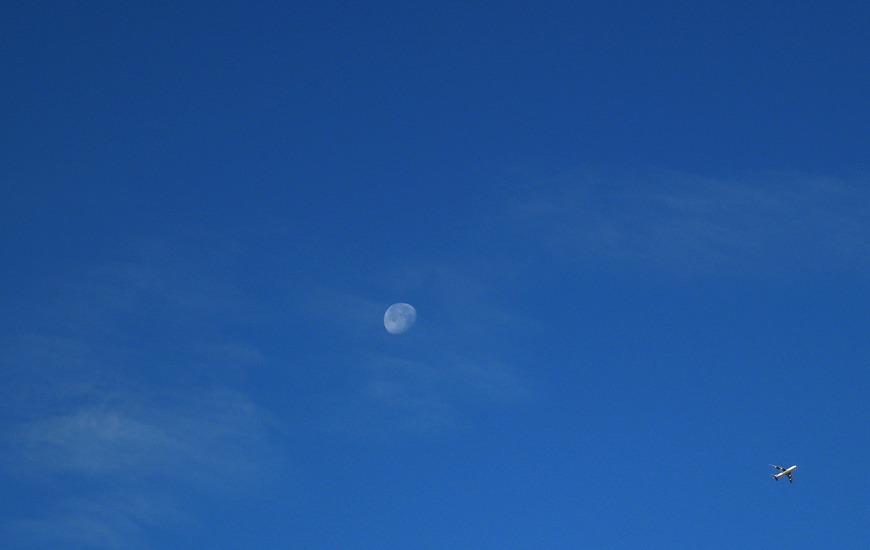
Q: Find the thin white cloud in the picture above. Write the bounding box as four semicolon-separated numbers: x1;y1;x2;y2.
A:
298;258;538;437
300;284;391;339
10;501;154;550
301;259;531;352
356;357;458;434
327;352;533;437
0;235;285;550
2;385;284;549
501;170;870;276
443;353;533;403
10;389;280;488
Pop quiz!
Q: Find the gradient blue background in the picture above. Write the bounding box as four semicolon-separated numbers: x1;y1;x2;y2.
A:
2;2;869;548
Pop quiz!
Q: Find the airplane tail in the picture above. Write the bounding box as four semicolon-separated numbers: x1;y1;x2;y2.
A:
771;474;778;480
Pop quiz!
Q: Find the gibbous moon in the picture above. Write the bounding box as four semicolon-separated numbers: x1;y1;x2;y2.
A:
384;303;416;334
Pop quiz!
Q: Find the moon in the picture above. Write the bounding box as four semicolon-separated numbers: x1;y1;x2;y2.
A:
384;303;416;334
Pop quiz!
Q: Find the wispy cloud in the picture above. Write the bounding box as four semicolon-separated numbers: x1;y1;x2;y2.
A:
300;284;392;340
324;352;533;437
300;260;537;437
501;170;870;276
2;379;284;550
0;235;285;549
9;389;280;488
10;498;159;550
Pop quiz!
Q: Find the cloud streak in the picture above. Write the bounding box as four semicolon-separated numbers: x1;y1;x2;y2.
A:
296;259;538;437
501;170;870;276
2;384;284;549
10;389;280;488
0;236;285;550
327;352;533;437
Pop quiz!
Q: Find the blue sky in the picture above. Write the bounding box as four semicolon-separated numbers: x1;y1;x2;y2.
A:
2;1;869;548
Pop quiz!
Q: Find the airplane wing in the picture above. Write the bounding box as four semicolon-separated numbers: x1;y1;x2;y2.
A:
787;473;793;482
770;464;786;471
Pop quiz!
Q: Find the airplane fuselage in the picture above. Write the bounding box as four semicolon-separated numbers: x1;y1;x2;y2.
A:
771;465;797;481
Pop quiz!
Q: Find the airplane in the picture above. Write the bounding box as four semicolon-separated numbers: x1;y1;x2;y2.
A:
770;464;797;482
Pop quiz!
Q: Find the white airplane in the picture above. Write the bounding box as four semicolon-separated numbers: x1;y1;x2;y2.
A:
770;464;797;482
